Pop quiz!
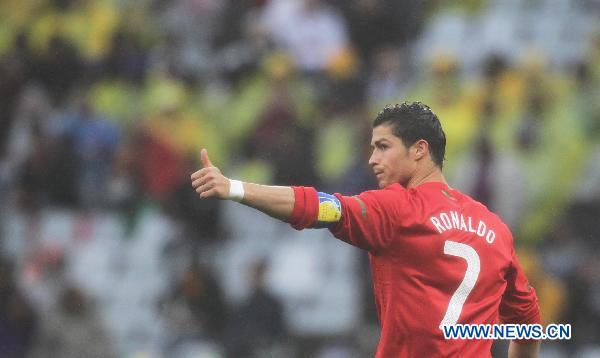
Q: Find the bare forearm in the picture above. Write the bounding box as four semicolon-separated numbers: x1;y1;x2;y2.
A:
508;341;540;358
191;149;296;221
240;182;295;221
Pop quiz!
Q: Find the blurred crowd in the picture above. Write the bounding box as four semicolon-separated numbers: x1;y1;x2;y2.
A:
0;0;598;357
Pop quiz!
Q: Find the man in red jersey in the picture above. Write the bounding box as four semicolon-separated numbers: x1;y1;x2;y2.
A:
191;102;541;357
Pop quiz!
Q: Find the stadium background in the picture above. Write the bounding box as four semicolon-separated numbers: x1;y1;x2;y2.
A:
0;0;598;357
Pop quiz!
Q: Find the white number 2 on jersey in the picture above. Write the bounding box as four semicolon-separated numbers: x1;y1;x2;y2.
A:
439;240;481;329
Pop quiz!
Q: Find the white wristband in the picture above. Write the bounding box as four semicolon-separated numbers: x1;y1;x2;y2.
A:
228;179;245;202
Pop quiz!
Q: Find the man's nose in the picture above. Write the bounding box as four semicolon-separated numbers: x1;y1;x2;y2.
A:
368;152;377;167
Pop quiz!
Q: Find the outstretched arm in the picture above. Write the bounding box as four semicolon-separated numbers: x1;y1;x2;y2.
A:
192;150;411;252
190;149;295;221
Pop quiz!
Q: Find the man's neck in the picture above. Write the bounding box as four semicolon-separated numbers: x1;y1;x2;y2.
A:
405;164;447;189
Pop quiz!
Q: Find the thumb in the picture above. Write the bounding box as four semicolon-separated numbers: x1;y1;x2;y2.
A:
200;148;214;168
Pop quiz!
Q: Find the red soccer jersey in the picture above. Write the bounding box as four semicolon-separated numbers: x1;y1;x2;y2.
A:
288;182;540;357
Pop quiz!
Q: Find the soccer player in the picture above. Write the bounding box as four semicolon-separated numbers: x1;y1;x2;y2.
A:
191;102;541;357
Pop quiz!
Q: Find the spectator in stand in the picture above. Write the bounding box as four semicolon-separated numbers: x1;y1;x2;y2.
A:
160;265;229;355
101;30;149;84
366;46;412;108
0;258;38;358
35;36;84;106
30;285;116;358
339;0;423;66
156;0;225;79
226;259;288;357
451;100;527;231
0;39;30;162
66;100;119;208
262;0;349;73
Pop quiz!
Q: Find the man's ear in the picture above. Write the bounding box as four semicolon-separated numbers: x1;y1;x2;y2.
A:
413;139;429;160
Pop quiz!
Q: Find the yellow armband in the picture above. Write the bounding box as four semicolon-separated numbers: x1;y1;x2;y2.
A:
315;192;342;228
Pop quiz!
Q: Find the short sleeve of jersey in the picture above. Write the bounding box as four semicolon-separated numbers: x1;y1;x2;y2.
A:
329;184;418;252
499;246;541;325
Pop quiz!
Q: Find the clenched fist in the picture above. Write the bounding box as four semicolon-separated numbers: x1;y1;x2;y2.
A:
191;149;231;199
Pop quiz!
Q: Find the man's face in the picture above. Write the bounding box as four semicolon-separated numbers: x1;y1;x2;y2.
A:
369;124;416;188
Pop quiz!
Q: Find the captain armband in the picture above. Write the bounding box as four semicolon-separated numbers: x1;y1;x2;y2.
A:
314;192;342;228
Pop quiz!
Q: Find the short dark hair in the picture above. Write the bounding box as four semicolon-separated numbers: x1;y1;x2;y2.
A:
373;102;446;168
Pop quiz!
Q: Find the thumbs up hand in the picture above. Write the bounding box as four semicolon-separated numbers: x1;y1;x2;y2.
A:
191;149;230;199
200;147;213;168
